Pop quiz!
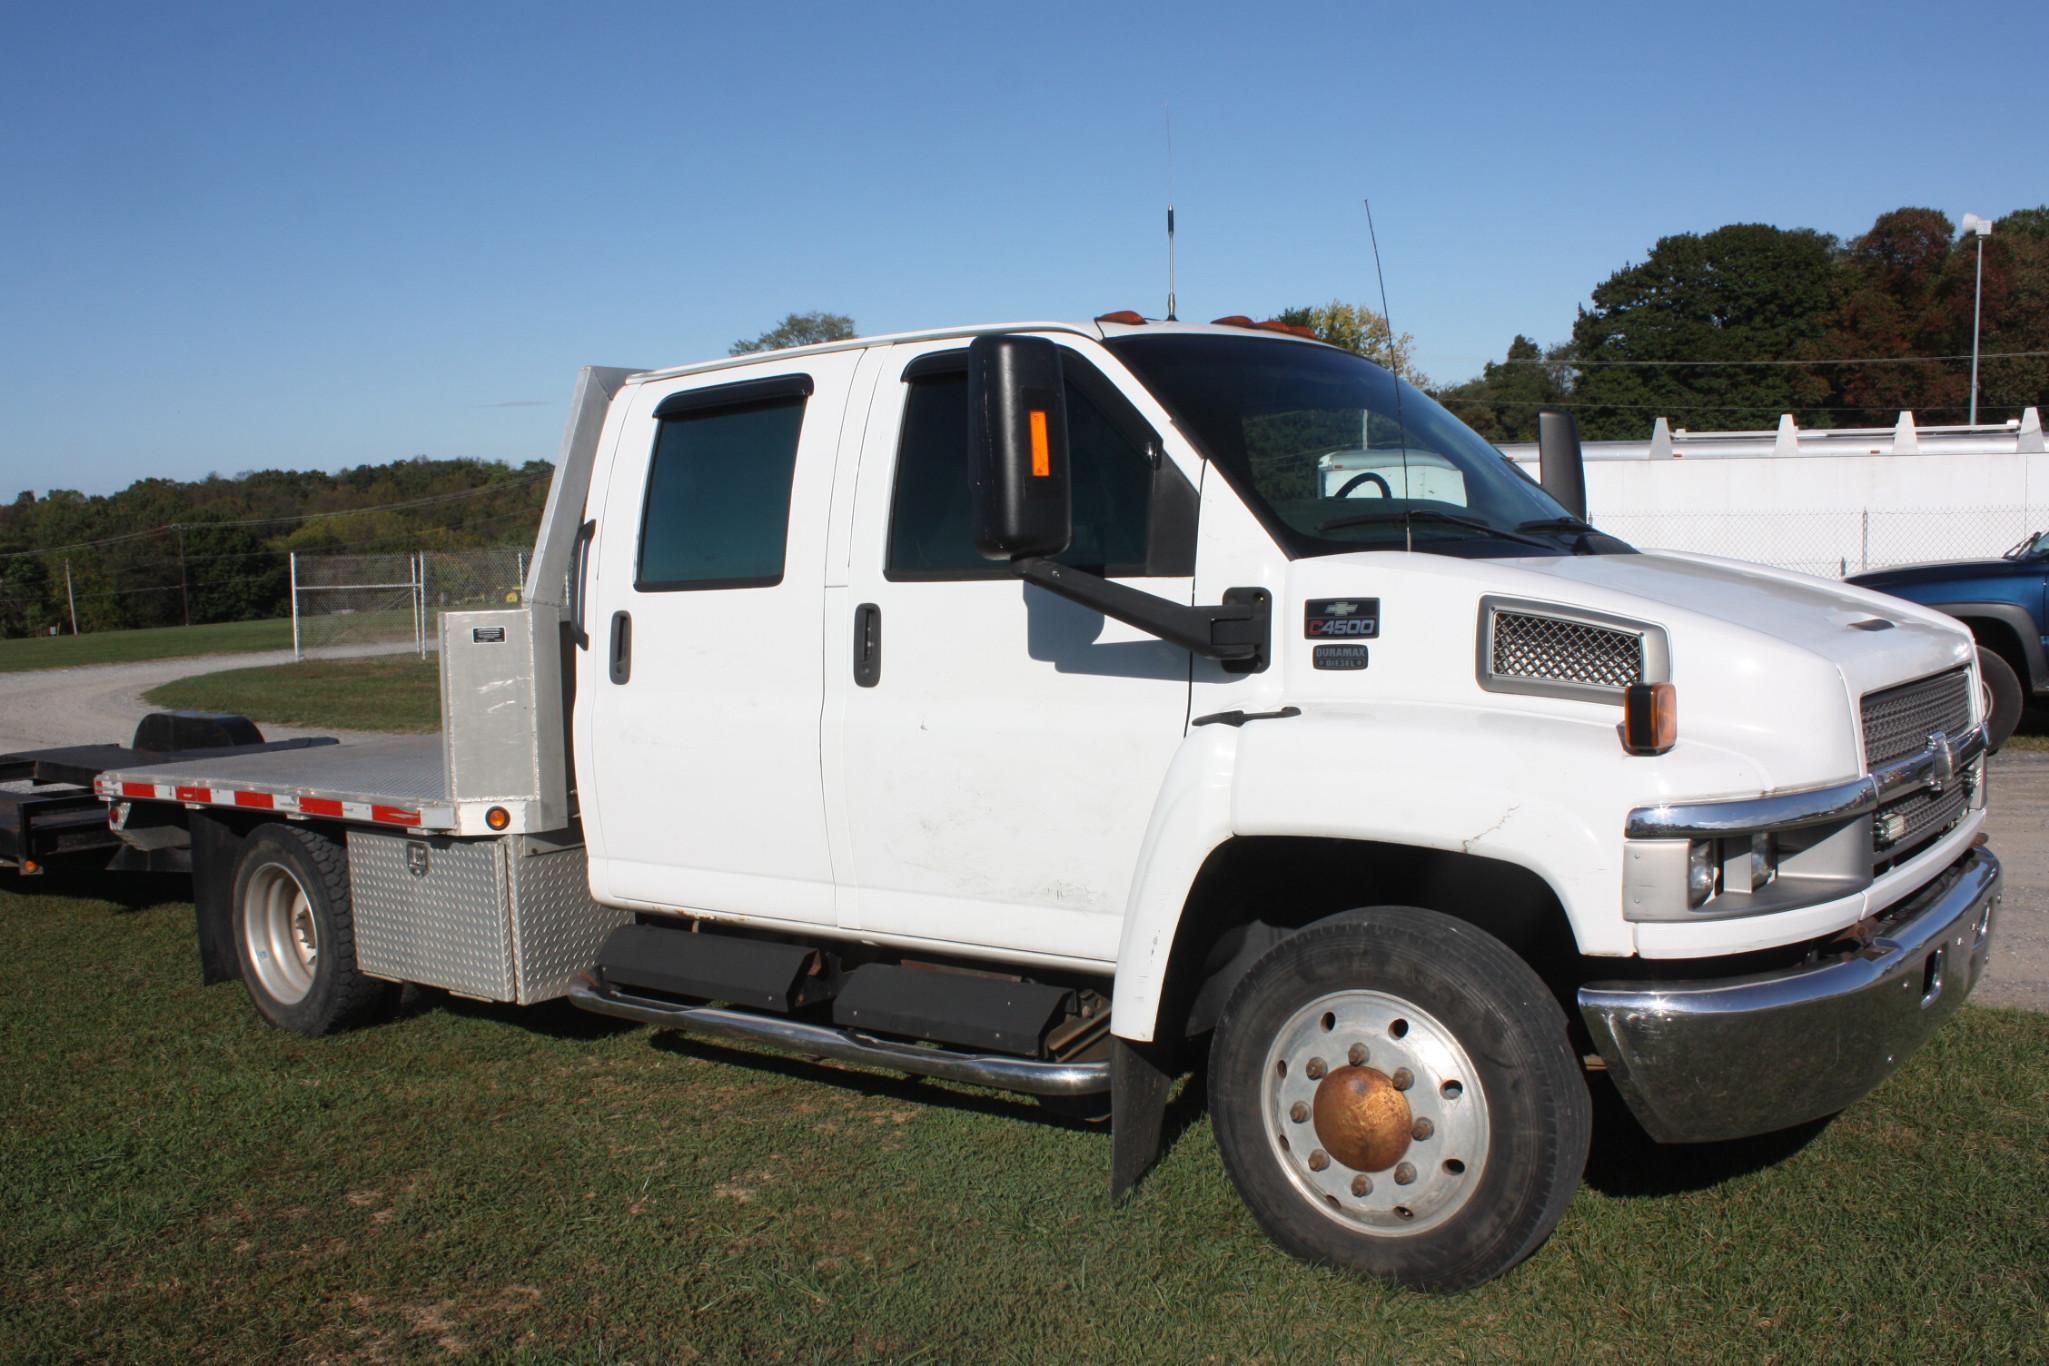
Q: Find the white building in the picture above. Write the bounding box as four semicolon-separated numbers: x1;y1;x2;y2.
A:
1496;409;2049;576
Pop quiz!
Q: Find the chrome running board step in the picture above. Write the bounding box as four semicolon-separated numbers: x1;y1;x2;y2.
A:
566;980;1111;1096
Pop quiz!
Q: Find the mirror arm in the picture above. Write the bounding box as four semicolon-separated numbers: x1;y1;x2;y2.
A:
1013;558;1270;673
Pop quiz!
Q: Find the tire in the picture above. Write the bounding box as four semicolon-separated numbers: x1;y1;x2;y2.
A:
230;824;398;1036
1977;646;2023;754
1209;907;1590;1292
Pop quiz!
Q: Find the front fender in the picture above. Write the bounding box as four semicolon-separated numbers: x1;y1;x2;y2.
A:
1108;703;1775;1041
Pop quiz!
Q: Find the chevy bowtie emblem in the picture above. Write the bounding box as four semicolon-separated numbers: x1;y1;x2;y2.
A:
1326;601;1361;616
1927;730;1957;792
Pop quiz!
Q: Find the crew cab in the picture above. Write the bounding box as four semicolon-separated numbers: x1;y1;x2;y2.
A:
45;315;2000;1291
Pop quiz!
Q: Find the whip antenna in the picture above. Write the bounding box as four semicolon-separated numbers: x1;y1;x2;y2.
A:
1164;106;1177;320
1364;198;1412;550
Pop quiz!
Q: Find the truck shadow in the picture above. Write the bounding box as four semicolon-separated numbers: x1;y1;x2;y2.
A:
3;861;191;913
1580;1077;1834;1197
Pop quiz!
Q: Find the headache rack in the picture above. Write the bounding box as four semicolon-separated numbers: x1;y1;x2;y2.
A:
90;366;643;845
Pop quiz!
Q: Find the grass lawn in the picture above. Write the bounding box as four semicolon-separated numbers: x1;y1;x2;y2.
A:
1;877;2044;1360
143;654;442;733
0;619;292;673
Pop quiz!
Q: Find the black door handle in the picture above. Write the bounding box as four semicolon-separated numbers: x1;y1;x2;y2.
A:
609;610;632;684
570;519;597;649
853;602;881;687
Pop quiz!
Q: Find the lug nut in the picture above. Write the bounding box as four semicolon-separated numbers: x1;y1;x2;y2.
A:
1394;1162;1417;1186
1308;1149;1330;1172
1289;1101;1309;1123
1305;1057;1327;1080
1351;1175;1372;1198
1348;1043;1368;1066
1411;1118;1434;1141
1391;1067;1414;1091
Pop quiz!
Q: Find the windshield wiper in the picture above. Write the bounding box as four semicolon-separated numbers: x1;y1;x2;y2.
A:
1517;516;1596;554
1316;507;1557;551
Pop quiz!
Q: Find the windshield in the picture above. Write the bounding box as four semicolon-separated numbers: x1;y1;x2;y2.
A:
2006;531;2049;561
1106;334;1623;559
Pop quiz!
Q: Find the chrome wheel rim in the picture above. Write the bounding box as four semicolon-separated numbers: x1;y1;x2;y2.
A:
243;863;318;1005
1259;990;1490;1237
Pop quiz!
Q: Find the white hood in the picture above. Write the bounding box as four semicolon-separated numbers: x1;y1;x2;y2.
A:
1490;549;1972;700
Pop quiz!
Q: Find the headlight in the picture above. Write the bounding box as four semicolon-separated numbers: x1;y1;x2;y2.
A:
1687;841;1717;907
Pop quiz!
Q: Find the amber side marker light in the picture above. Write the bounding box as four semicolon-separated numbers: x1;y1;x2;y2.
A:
1620;682;1677;755
485;805;511;831
1028;410;1050;477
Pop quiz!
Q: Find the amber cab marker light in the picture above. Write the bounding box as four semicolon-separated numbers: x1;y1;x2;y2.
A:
485;805;511;831
1620;682;1678;756
1095;310;1147;326
1210;314;1257;328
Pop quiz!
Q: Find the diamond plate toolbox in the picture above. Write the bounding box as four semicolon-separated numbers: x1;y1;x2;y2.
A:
350;832;627;1003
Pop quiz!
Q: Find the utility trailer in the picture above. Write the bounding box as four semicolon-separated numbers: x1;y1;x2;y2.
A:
11;320;2008;1292
1;713;335;875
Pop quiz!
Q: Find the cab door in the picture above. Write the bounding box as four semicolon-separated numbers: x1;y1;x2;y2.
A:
579;351;864;926
823;338;1198;965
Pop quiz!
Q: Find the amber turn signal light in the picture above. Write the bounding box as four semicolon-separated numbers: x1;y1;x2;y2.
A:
1621;682;1677;755
1028;410;1050;477
485;805;511;831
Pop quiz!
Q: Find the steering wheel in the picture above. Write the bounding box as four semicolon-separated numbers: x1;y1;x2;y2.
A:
1334;471;1392;499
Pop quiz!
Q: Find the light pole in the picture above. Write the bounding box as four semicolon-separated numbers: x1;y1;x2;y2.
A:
1961;213;1992;425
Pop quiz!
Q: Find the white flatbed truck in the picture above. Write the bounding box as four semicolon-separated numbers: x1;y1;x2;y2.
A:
16;315;2004;1290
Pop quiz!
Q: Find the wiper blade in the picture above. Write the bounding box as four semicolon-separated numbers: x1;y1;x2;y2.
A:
1517;515;1597;555
1316;508;1556;550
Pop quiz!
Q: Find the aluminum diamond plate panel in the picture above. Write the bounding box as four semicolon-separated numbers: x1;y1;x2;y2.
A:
506;839;630;1003
350;832;515;1000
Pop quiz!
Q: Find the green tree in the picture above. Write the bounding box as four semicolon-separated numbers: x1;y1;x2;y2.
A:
1973;207;2049;423
1275;300;1426;385
1432;335;1571;442
1566;224;1839;438
730;311;856;355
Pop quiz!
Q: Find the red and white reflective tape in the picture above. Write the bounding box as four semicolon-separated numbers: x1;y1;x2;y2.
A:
93;774;437;830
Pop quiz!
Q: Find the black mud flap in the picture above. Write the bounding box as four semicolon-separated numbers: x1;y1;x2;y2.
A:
1110;1035;1178;1200
191;812;248;984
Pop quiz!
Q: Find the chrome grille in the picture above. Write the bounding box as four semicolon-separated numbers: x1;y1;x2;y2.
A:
1877;785;1968;860
1861;668;1972;768
1862;667;1974;863
1489;611;1644;691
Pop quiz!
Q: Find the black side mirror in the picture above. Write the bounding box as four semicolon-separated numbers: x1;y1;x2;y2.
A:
969;334;1071;560
1536;408;1587;522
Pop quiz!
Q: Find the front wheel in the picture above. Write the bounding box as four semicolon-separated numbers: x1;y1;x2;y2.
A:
1977;646;2023;754
1210;907;1590;1292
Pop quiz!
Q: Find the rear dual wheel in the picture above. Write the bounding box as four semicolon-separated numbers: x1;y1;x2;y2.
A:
1211;907;1590;1292
231;824;398;1035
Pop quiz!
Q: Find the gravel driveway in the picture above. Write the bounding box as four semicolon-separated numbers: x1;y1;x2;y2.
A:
0;650;2041;1010
0;644;408;754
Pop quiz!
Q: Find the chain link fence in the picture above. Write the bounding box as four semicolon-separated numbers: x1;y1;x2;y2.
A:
291;548;526;658
1597;505;2048;578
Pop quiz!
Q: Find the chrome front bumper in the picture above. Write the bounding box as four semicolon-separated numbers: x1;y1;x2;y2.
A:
1580;846;2000;1143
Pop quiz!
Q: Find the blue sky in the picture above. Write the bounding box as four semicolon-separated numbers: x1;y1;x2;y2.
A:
2;0;2042;499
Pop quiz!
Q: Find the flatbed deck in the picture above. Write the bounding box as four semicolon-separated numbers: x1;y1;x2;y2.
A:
96;735;458;832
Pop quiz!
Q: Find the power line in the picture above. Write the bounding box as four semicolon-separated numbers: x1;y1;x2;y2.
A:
1497;348;2049;369
1436;394;2041;414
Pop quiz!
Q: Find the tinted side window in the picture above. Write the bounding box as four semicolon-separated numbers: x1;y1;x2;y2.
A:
637;397;806;589
887;370;1158;579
